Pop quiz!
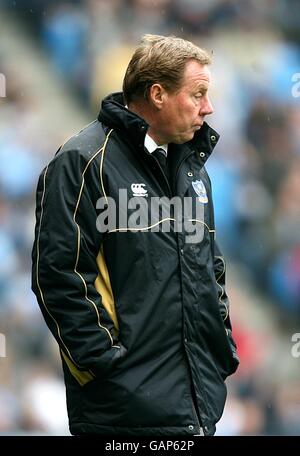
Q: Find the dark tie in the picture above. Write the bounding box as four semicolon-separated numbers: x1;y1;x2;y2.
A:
153;148;169;180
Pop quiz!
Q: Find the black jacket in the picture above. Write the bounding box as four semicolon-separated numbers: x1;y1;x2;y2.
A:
31;92;239;436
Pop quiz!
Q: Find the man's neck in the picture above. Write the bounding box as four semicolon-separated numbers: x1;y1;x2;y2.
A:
128;101;166;145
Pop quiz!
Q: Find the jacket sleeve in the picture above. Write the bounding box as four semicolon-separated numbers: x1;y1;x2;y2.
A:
213;240;239;373
31;147;126;384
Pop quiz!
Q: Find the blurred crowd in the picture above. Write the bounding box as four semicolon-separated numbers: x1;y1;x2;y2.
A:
0;0;300;435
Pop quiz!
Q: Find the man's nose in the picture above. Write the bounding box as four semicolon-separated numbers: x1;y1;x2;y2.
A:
201;96;214;116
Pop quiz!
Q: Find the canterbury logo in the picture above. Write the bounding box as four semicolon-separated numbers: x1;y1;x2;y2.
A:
131;183;148;197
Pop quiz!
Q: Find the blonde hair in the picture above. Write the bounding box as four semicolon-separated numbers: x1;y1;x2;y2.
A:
123;34;212;104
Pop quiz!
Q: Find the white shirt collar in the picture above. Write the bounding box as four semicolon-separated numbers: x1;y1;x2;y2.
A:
144;134;168;156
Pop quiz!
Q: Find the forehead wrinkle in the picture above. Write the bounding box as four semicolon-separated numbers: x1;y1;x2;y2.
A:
189;80;209;93
186;74;210;91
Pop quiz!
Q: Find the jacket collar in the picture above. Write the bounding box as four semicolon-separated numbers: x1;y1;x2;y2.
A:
98;92;220;165
99;92;148;149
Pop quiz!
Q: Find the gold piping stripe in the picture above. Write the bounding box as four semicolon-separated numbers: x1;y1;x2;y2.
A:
215;255;229;322
73;130;114;346
108;217;176;233
108;219;214;234
61;350;94;386
187;219;216;233
95;246;119;333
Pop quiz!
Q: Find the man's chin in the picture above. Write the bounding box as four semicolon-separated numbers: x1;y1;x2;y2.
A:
173;132;196;144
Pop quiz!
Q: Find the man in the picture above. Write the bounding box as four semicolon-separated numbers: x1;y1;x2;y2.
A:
31;34;239;436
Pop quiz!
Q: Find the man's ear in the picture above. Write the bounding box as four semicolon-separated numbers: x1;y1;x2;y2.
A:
149;84;166;109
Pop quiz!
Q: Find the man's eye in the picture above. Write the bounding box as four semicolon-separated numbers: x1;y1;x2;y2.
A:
195;94;203;99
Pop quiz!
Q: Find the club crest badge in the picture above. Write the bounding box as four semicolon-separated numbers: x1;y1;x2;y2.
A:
192;179;208;204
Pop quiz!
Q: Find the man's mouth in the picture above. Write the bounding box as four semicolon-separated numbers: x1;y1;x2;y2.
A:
193;121;204;129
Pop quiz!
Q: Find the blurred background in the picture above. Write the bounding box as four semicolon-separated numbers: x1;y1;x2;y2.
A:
0;0;300;435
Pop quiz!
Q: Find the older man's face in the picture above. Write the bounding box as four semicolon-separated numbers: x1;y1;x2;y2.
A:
155;60;214;144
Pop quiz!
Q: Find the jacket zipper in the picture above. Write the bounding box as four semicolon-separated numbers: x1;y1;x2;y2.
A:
182;347;204;436
152;148;194;197
152;155;172;197
175;149;205;436
190;385;204;436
